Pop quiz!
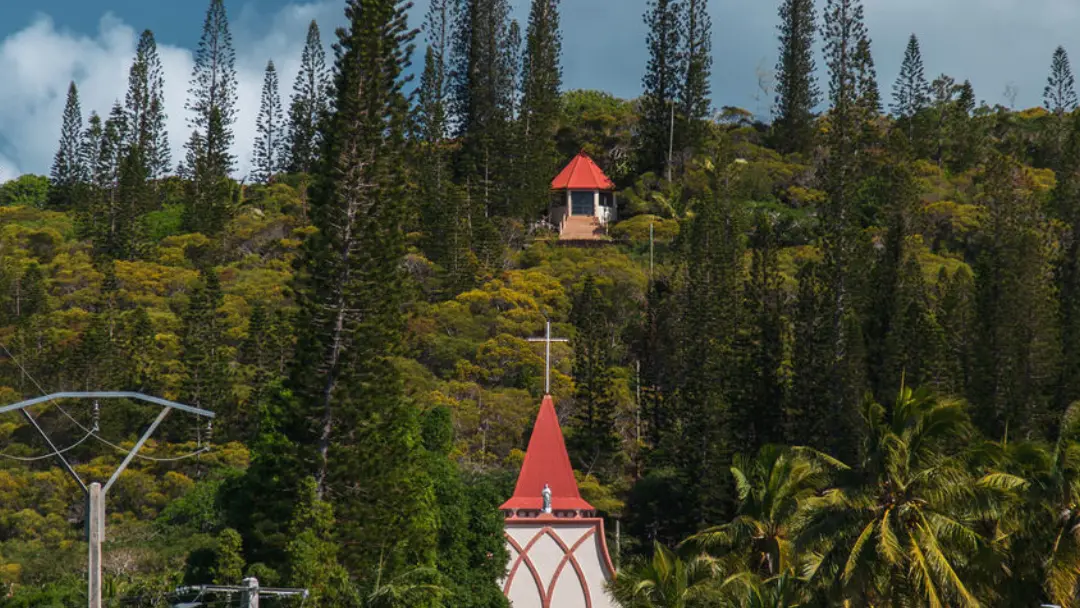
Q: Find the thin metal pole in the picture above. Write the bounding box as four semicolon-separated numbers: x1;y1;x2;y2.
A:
615;518;622;572
649;222;654;282
667;102;675;182
103;407;171;493
545;321;552;394
19;409;87;493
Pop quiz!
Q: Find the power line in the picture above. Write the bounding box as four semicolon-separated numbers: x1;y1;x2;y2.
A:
0;340;212;462
0;429;93;461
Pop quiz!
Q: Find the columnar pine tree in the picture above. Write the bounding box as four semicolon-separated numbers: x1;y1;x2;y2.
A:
287;21;330;174
288;0;436;579
252;61;285;184
678;0;712;161
1044;46;1077;169
180;267;231;428
569;275;621;480
126;30;171;179
947;80;980;172
80;112;104;188
639;0;682;177
1045;46;1078;116
517;0;562;218
450;0;517;216
417;0;476;291
49;81;85;209
866;137;941;400
83;102;135;259
936;265;976;397
891;34;929;120
971;153;1060;439
744;212;789;449
1054;112;1080;411
811;0;873;460
669;166;746;529
183;0;238;235
892;34;930;146
772;0;819;155
854;36;881;143
929;73;956;164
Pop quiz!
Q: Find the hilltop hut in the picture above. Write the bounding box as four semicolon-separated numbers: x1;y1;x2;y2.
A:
550;152;617;241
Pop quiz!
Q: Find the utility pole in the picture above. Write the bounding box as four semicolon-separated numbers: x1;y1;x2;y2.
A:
649;222;654;282
667;101;675;182
0;392;215;608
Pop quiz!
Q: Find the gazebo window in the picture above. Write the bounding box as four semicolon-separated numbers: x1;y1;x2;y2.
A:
599;192;614;207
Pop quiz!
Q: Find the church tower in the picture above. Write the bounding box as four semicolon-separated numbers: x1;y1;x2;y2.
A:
499;394;617;608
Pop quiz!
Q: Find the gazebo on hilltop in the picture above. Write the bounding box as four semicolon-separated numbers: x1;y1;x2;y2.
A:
550;152;617;241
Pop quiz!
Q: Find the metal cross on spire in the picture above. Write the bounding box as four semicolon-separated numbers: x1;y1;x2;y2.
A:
527;320;569;394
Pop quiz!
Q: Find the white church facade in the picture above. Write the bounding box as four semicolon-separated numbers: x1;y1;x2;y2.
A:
499;394;618;608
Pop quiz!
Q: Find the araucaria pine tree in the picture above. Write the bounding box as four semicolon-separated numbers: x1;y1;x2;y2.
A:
125;30;171;179
639;0;682;178
891;34;929;130
450;0;518;216
668;166;747;530
1044;46;1076;169
183;0;238;235
49;81;85;209
678;0;712;160
81;102;148;261
971;153;1060;438
800;0;874;460
517;0;563;218
1045;46;1077;116
1055;112;1080;410
417;0;477;290
772;0;819;155
180;267;231;427
286;21;330;174
288;0;437;580
569;275;621;480
252;60;285;184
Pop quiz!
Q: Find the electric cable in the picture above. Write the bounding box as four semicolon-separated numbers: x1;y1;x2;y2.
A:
0;429;93;461
0;339;212;462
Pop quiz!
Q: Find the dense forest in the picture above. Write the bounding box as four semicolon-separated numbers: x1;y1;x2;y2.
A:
5;0;1080;605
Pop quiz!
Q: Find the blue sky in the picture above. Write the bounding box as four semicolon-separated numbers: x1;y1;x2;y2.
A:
0;0;1074;178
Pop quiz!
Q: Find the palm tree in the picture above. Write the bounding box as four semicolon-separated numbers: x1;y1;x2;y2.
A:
797;386;988;607
608;541;722;608
975;403;1080;606
361;556;446;608
684;444;842;580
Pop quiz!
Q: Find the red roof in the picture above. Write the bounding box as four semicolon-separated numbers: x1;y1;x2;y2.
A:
551;152;615;191
500;395;595;513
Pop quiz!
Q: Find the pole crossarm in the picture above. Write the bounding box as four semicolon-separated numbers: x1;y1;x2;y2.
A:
0;392;216;418
0;391;214;608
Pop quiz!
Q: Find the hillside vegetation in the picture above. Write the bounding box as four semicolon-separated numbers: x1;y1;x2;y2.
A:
6;0;1080;606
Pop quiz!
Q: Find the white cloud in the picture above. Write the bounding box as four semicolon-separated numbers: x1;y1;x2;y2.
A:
0;2;347;182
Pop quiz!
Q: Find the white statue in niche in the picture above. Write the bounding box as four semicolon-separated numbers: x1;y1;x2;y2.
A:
541;483;552;514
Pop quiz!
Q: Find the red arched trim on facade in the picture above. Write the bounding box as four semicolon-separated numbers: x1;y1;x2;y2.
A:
594;518;618;579
504;529;549;602
503;519;618;607
545;526;595;608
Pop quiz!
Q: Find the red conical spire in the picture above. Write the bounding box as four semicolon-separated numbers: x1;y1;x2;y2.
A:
500;395;594;514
